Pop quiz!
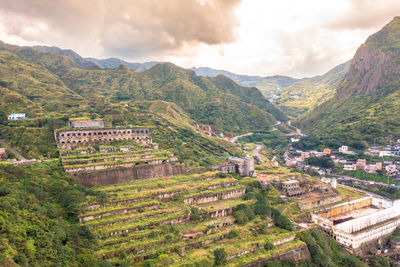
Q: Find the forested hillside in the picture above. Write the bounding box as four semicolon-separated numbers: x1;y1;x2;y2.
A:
0;41;285;136
298;16;400;145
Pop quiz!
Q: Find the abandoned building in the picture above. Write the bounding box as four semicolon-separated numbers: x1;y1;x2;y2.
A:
54;120;152;149
55;128;151;149
211;157;257;177
69;119;105;128
312;197;400;250
282;180;304;197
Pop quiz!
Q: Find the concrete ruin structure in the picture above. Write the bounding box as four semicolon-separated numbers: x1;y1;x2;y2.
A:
54;119;152;149
55;127;152;149
282;180;304;197
211;157;257;177
312;197;400;250
69;119;105;128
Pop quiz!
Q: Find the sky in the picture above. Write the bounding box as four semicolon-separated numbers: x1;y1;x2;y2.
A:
0;0;399;78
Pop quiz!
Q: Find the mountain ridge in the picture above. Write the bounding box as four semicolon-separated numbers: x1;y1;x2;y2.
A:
298;16;400;144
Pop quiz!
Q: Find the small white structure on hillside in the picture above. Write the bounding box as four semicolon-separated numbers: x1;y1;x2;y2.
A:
8;113;27;120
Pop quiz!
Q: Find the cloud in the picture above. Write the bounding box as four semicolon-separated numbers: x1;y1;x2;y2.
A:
0;0;240;58
0;0;398;77
325;0;400;30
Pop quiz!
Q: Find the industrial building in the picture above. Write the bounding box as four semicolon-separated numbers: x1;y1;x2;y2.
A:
312;197;400;250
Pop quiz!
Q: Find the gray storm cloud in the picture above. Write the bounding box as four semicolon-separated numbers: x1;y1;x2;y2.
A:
0;0;240;58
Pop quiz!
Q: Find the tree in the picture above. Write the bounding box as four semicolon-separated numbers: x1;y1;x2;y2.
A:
264;240;274;250
369;256;390;267
214;248;227;266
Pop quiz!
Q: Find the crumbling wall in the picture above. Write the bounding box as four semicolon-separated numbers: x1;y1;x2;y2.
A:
73;163;186;187
298;195;342;211
318;197;372;218
242;244;310;267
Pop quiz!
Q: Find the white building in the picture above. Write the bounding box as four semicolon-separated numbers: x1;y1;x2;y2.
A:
379;151;393;157
339;146;348;153
8;113;27;120
312;197;400;250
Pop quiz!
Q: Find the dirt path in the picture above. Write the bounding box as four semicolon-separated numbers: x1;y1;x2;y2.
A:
0;139;26;160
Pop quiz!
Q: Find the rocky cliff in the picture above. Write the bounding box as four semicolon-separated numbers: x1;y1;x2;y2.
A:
336;16;400;98
298;16;400;144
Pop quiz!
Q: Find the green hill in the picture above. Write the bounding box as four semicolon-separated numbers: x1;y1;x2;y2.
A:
298;16;400;145
0;41;286;135
274;61;350;117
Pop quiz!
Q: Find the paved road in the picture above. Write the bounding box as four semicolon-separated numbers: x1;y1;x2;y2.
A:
230;132;253;143
253;144;264;163
0;139;26;160
338;184;391;201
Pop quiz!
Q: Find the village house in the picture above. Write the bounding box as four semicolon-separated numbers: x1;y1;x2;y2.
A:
379;151;393;157
339;146;348;153
343;164;357;171
364;164;377;173
356;159;367;170
0;148;5;159
300;151;310;159
323;148;332;155
386;164;398;176
8;113;27;120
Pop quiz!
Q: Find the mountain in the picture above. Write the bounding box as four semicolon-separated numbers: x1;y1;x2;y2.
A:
193;63;350;118
192;66;302;97
0;41;286;136
33;45;102;69
298;17;400;145
86;57;161;71
274;61;350;117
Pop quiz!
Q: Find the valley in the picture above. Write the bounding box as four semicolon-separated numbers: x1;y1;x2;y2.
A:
0;10;399;267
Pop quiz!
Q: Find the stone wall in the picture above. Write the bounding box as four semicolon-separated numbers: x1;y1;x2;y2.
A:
184;189;246;205
54;127;151;149
242;244;311;267
298;195;342;211
69;119;104;128
73;163;186;187
317;197;372;219
65;158;171;173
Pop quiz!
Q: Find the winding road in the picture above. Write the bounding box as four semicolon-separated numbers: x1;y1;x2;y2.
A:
230;132;253;143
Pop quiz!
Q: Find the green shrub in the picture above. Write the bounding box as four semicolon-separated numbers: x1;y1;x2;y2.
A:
227;229;240;239
264;240;274;250
214;248;227;266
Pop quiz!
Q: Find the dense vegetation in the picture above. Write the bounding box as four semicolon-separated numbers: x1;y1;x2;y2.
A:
266;230;366;267
0;40;286;136
298;17;400;144
0;161;102;266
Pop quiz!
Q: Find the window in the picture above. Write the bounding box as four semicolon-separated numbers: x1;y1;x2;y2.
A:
67;133;70;137
61;134;65;137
